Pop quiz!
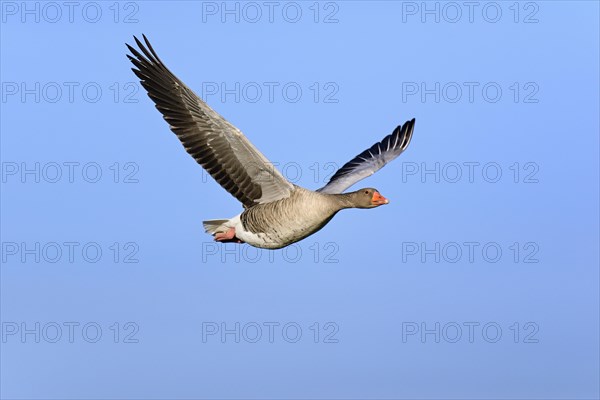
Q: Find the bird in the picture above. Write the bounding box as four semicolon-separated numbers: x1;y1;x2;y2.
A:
126;35;415;249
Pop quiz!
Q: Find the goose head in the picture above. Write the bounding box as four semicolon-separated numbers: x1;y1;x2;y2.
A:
348;188;389;208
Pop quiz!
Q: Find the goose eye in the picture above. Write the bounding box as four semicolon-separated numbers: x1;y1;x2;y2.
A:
364;190;369;194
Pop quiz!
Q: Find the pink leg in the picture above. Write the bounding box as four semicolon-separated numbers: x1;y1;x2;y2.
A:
214;227;235;241
214;228;244;243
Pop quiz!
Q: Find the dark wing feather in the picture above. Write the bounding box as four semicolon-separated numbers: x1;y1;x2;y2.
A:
126;35;293;208
318;119;415;194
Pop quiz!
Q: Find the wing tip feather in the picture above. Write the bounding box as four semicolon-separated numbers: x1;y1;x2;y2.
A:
318;117;416;193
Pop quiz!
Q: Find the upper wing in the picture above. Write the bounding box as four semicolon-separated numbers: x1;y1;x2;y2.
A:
318;119;415;194
126;35;293;208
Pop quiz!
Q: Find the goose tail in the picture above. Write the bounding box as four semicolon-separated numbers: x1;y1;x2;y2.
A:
202;219;229;234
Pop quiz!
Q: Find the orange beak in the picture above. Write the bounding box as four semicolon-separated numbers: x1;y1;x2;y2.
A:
371;191;389;205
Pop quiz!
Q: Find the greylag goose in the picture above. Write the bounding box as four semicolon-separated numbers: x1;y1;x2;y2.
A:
127;35;415;249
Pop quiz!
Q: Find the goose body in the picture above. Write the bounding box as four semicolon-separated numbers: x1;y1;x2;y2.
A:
127;35;415;249
208;186;344;249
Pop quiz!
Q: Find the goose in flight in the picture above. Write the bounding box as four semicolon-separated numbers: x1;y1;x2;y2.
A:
126;35;415;249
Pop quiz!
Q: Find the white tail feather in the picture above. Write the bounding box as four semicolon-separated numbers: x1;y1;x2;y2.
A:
202;219;229;234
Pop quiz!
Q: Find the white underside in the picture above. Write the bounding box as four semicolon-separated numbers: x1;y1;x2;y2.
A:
214;213;281;249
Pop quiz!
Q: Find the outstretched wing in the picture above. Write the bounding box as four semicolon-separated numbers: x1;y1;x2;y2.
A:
126;35;293;208
318;119;415;194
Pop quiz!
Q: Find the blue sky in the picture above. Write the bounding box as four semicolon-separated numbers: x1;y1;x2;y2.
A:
1;1;599;399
